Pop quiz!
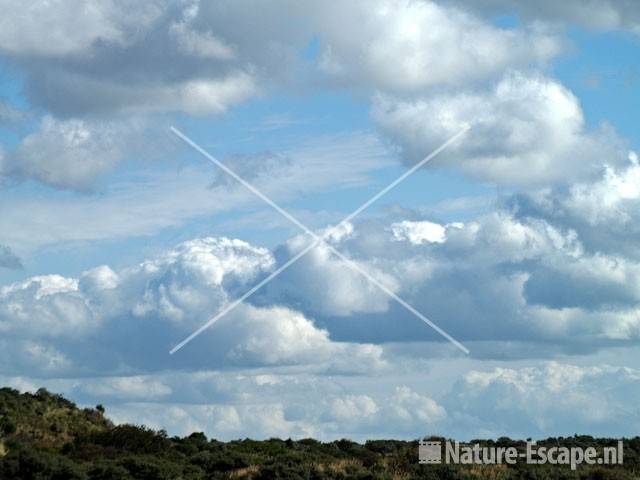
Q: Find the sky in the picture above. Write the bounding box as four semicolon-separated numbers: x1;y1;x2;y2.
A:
0;0;639;441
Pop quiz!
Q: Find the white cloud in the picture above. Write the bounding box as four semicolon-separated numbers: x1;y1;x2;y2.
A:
391;220;458;244
120;237;274;328
265;234;400;317
80;376;173;400
2;355;639;440
389;386;447;426
169;2;235;60
253;161;640;351
3;116;144;191
329;395;379;422
0;131;393;247
0;274;94;338
0;236;386;376
99;381;447;440
509;152;640;259
3;0;262;116
107;401;311;440
0;0;161;57
315;0;560;94
373;72;625;186
223;304;386;372
6;156;640;372
448;362;640;437
0;0;562;116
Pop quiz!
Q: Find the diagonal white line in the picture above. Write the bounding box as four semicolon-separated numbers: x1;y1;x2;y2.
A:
169;235;321;355
169;125;470;354
311;244;470;354
171;127;320;237
337;126;470;227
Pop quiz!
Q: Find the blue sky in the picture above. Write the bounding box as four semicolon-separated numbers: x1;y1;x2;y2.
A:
0;0;640;441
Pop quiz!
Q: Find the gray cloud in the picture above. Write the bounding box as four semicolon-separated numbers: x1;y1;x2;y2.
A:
5;153;640;378
446;362;640;439
1;116;146;191
6;155;640;379
0;237;386;377
0;245;22;270
0;0;562;117
372;71;626;186
2;359;639;440
0;100;26;126
459;0;640;33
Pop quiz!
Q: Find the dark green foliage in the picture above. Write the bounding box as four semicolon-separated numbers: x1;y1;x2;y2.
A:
0;387;638;480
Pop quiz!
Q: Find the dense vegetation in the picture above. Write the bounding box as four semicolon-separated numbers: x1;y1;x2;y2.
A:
0;387;638;479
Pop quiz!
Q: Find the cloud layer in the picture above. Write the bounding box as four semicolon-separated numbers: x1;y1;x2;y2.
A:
373;72;625;185
0;0;638;442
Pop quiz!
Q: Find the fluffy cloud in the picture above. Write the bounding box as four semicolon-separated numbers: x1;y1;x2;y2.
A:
242;155;640;352
0;0;562;116
223;304;386;372
314;0;560;93
3;354;639;440
1;116;146;191
448;362;640;438
509;152;640;258
391;220;463;244
373;72;625;186
0;274;94;338
79;376;173;400
2;1;262;116
263;230;400;317
6;155;640;373
0;0;161;57
0;236;385;376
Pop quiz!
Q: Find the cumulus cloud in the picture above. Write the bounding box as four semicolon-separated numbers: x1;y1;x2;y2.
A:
373;72;625;186
2;116;145;191
223;304;386;372
6;154;640;373
447;362;640;438
0;0;161;57
263;230;400;317
242;155;640;352
80;376;173;400
2;355;638;440
509;151;640;258
314;0;560;93
168;2;235;60
0;237;271;374
0;275;94;338
390;220;463;244
0;0;562;116
0;236;385;376
71;378;447;440
3;0;274;116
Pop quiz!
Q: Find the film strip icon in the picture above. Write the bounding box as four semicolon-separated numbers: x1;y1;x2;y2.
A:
419;440;442;464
